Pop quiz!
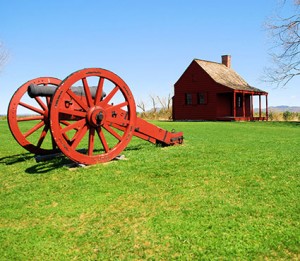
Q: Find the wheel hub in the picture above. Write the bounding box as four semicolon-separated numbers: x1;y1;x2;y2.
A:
87;107;106;127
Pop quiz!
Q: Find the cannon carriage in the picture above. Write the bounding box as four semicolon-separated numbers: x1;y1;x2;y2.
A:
7;68;183;165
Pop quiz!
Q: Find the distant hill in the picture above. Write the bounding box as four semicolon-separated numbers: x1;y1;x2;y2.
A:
268;106;300;113
254;106;300;113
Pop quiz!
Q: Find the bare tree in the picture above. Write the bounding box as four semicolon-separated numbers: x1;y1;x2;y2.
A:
136;93;173;120
156;95;167;110
264;0;300;87
136;99;147;113
156;93;172;110
149;94;157;113
167;93;172;110
0;42;8;71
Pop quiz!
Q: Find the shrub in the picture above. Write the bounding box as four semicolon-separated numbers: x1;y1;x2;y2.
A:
268;111;274;121
268;111;282;121
283;111;293;121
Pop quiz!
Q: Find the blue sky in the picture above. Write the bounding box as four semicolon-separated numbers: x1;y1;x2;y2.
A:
0;0;299;114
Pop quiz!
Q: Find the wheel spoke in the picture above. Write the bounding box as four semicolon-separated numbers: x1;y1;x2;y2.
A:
24;121;44;138
34;96;48;111
70;124;88;149
67;89;88;111
19;101;44;115
97;128;109;153
36;125;49;149
58;107;86;118
60;118;86;134
103;86;119;105
95;77;104;106
110;101;128;110
46;97;51;107
60;120;72;126
17;115;44;122
51;135;57;150
88;128;95;156
103;123;122;141
82;77;93;108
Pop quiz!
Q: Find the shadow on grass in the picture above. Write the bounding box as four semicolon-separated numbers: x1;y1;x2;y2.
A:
124;144;146;151
2;144;145;174
267;121;300;128
0;151;71;174
25;157;71;174
284;121;300;127
0;152;34;165
24;145;145;174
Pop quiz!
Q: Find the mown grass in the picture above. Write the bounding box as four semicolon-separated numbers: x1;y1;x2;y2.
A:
0;120;299;260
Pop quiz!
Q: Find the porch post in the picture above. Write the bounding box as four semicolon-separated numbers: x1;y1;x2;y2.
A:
233;91;236;118
242;92;246;119
266;94;269;121
251;93;254;120
259;95;262;119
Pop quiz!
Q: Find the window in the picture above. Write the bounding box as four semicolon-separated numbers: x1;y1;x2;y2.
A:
237;96;242;108
185;93;192;105
198;92;207;104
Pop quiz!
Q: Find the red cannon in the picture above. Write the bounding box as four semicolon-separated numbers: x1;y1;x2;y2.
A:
7;68;183;165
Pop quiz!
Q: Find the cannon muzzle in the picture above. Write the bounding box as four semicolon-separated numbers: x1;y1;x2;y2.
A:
27;84;106;99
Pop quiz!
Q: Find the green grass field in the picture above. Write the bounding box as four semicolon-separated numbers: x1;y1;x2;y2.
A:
0;120;299;260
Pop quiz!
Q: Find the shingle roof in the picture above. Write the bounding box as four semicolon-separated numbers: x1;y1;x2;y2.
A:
194;59;266;93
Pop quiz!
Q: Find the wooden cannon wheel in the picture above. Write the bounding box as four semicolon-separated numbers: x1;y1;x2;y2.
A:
7;77;62;155
50;68;136;165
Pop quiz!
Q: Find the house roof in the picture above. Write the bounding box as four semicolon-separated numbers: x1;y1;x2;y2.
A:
194;59;266;93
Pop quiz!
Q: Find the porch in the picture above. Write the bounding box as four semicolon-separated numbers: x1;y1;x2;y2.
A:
217;90;268;121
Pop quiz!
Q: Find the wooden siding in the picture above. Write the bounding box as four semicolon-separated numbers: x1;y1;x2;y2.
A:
217;93;232;117
173;60;230;120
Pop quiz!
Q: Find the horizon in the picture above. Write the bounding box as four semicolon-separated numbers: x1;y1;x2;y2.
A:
0;105;299;117
1;0;299;114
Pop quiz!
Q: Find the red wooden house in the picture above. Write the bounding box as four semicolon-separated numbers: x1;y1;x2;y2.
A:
172;55;268;121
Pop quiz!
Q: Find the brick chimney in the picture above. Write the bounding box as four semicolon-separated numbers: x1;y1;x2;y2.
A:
221;55;231;68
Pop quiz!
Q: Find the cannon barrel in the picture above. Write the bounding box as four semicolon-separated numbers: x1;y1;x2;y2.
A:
27;84;106;99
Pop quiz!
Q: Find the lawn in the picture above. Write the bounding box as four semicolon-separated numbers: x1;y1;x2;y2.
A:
0;120;299;260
